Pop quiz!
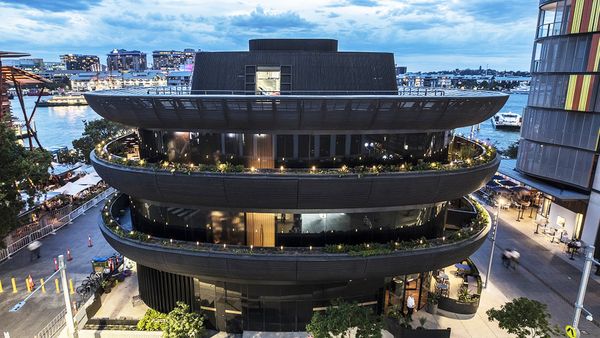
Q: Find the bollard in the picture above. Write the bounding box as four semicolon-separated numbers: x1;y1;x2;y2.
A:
0;280;3;293
53;257;59;271
88;235;93;247
69;279;74;295
26;278;31;292
66;248;72;261
11;278;17;293
55;278;60;294
40;278;45;293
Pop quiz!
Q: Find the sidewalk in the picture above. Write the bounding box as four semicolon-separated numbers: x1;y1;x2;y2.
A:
414;199;600;337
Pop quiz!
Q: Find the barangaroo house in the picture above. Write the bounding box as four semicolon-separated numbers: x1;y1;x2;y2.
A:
88;39;506;332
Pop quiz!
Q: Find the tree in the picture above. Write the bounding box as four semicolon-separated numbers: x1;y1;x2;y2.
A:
0;115;52;239
72;119;125;163
56;148;80;164
501;141;519;159
486;297;561;338
306;299;382;338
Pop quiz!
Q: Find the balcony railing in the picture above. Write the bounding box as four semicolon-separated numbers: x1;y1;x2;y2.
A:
88;86;447;97
101;193;490;257
94;134;497;177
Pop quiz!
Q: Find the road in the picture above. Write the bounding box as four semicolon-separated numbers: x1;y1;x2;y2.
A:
0;201;114;337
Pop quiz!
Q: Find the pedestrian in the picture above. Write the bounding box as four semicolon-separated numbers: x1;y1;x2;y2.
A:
406;295;415;321
501;249;511;268
510;249;520;270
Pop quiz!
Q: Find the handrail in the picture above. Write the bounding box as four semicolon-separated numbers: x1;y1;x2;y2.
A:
34;308;67;338
86;86;447;97
102;193;491;257
96;133;495;177
0;188;115;264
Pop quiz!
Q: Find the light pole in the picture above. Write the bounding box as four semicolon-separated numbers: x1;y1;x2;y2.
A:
572;245;598;334
484;197;506;289
9;255;76;338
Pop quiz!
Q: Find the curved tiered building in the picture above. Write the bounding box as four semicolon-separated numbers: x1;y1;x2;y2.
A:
88;39;507;332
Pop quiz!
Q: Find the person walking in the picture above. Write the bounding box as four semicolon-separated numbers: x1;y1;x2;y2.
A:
406;295;415;321
501;249;512;268
510;249;520;270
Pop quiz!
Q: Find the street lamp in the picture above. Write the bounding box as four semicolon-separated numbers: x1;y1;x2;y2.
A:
572;245;599;335
484;196;507;289
9;255;76;337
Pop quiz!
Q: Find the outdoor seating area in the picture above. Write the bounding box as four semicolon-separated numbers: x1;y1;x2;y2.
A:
431;259;482;316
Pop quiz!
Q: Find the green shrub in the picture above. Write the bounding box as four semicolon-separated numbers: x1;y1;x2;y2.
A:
137;308;168;331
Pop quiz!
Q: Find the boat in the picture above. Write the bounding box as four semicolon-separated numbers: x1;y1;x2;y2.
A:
510;82;530;94
491;112;522;130
27;88;51;96
38;94;88;107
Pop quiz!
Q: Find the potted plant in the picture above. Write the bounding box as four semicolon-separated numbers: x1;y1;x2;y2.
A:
426;292;439;315
101;279;112;293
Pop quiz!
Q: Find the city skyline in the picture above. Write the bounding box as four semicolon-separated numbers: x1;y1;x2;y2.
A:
0;0;538;71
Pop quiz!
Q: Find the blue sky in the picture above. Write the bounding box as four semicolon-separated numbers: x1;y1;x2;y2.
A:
0;0;539;71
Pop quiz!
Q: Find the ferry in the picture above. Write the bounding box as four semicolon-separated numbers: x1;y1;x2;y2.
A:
510;82;530;94
38;94;88;107
491;112;522;130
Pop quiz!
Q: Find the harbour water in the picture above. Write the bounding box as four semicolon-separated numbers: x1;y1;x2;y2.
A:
12;93;528;151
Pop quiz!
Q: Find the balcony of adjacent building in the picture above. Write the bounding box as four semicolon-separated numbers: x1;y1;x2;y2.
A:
99;192;491;283
84;86;507;133
91;132;500;211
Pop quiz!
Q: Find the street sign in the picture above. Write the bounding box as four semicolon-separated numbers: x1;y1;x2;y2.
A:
565;325;577;338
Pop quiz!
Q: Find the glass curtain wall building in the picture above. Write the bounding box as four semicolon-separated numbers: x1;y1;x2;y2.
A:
517;0;600;255
87;39;507;332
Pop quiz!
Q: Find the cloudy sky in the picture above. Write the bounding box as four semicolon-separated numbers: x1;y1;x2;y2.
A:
0;0;539;71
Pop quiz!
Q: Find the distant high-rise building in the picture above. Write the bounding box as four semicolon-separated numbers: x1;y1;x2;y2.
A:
152;49;197;70
60;54;101;72
107;49;147;72
501;1;600;258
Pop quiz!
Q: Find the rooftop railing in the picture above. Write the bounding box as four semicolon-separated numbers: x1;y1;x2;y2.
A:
87;86;447;97
101;193;490;257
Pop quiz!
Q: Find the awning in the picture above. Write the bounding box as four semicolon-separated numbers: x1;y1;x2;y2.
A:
52;182;88;196
498;160;589;201
73;174;102;186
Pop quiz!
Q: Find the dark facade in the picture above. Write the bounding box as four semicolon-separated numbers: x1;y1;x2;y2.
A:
60;54;101;71
88;39;506;332
106;49;147;72
516;1;600;252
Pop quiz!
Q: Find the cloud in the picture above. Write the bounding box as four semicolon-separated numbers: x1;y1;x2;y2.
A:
0;0;99;12
0;0;540;71
230;6;316;31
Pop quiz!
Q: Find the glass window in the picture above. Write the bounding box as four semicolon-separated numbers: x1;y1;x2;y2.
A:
256;66;281;95
319;135;330;158
335;135;346;156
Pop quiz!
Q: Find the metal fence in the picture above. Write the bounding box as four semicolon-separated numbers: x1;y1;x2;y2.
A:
35;308;67;338
0;188;115;264
97;85;447;97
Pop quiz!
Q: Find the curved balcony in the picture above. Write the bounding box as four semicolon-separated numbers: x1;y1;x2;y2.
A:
100;193;491;283
91;137;499;212
84;88;508;133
